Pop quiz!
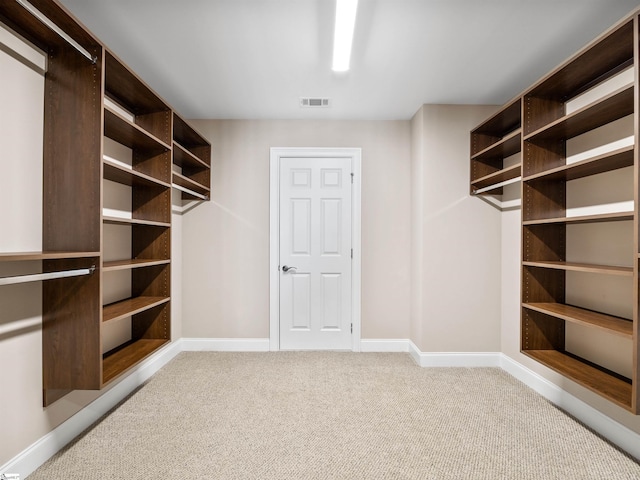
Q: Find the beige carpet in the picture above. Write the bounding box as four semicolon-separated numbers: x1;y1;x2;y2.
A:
28;352;640;479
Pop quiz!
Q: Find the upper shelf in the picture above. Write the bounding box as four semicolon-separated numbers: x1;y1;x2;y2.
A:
470;99;521;156
173;142;210;170
522;145;634;182
105;51;169;118
526;19;634;101
103;158;171;189
471;129;521;163
104;106;171;154
524;84;633;143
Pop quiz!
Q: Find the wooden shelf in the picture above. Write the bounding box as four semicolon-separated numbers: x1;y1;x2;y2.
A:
523;261;633;276
0;251;100;261
173;172;210;195
471;130;522;162
173;142;210;170
103;159;171;188
523;145;634;182
102;216;170;228
102;338;169;384
523;350;632;410
173;113;210;154
526;20;634;101
470;99;521;155
103;259;170;272
105;51;168;117
471;163;521;191
525;85;633;143
103;296;170;323
523;211;633;225
523;302;632;338
104;106;171;154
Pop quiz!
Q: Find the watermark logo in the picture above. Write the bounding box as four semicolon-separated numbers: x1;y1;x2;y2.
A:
0;474;20;480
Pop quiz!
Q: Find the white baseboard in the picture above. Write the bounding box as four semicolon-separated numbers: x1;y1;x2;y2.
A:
180;338;270;352
1;340;183;479
499;354;640;461
360;339;410;352
5;339;639;478
408;341;501;367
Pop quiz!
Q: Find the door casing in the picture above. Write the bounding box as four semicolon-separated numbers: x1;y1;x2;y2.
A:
269;147;362;351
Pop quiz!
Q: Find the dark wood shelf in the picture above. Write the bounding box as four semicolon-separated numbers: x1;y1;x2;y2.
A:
523;211;633;225
470;99;521;155
525;85;633;143
102;216;170;228
173;172;210;195
471;163;521;191
526;19;634;101
105;51;168;117
103;158;171;188
102;338;169;384
103;296;170;323
471;129;522;163
173;113;210;153
173;142;210;170
522;145;634;182
522;302;632;338
104;106;171;154
0;251;100;261
103;259;170;272
523;261;633;276
523;350;632;410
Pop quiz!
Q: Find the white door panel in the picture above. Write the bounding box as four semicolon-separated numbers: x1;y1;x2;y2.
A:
280;157;352;350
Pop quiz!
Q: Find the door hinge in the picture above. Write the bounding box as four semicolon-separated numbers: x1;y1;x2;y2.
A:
351;323;353;334
351;248;353;259
351;172;354;184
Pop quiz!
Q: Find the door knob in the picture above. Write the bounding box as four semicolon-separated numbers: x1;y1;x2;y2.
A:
282;265;297;273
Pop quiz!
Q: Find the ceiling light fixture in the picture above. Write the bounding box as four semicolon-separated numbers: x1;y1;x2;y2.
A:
332;0;358;72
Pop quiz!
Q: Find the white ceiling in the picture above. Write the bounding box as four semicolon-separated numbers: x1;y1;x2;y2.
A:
59;0;640;120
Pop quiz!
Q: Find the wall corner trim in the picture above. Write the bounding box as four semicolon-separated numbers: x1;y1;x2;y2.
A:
408;341;502;367
180;338;270;352
360;339;410;352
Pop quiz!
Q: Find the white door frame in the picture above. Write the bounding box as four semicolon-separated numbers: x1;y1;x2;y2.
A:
269;147;362;351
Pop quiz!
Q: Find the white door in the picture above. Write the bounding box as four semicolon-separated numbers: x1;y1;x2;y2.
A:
279;156;352;350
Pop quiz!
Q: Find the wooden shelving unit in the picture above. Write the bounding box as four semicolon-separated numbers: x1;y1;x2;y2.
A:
470;12;639;413
0;0;210;405
172;113;211;201
470;11;640;413
101;50;172;387
470;99;522;196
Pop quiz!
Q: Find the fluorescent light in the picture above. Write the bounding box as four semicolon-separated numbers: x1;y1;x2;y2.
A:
332;0;358;72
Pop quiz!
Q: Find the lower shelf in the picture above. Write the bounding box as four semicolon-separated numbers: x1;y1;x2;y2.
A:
103;296;170;323
523;349;633;411
103;338;169;384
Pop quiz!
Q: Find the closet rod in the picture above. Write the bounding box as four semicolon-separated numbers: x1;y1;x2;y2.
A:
172;183;209;201
0;265;95;286
15;0;97;64
472;176;521;195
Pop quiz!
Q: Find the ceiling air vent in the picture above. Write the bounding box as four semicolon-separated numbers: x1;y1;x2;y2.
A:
300;97;331;108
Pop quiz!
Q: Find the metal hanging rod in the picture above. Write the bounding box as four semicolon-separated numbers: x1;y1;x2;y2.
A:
172;183;209;201
0;265;95;286
15;0;97;64
472;176;521;196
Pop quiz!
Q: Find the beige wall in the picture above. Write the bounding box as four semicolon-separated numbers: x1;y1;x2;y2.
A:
410;105;502;352
183;119;412;340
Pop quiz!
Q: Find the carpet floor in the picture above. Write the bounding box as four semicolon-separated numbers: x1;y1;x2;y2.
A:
28;352;640;479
